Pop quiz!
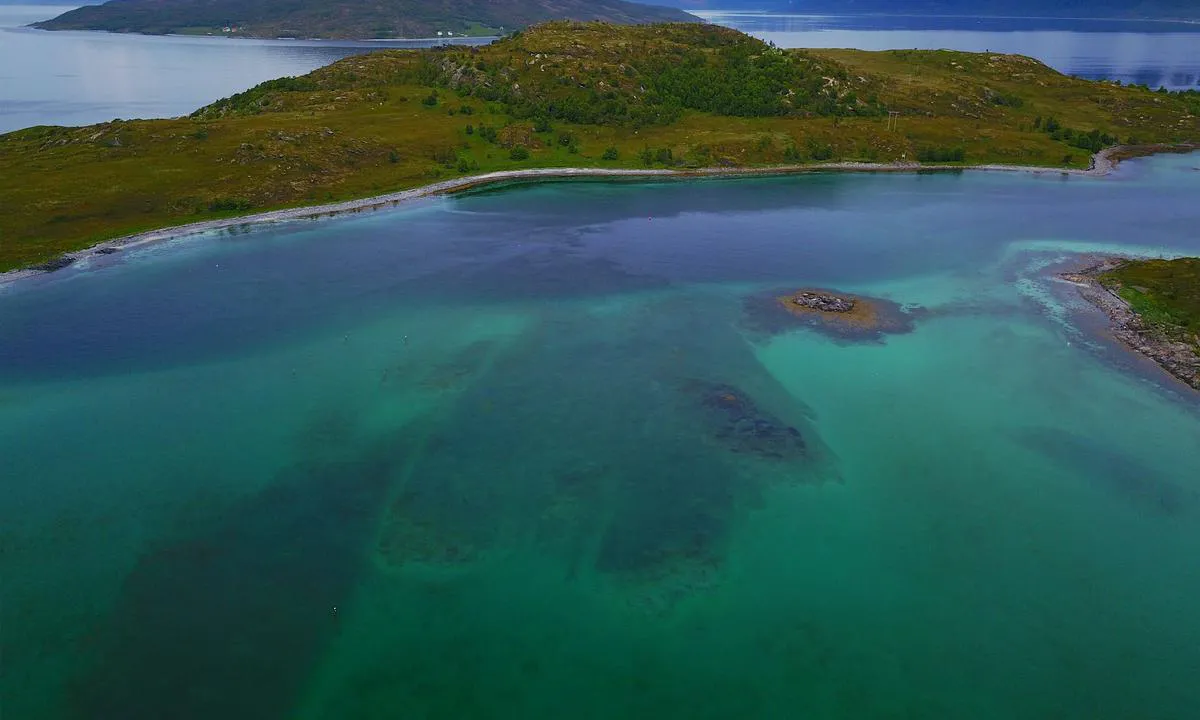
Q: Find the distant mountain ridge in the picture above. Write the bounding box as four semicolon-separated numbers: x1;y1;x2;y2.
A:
33;0;699;38
665;0;1199;20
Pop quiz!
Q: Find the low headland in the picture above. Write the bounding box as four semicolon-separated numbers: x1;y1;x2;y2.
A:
2;22;1198;276
31;0;699;39
1064;258;1200;391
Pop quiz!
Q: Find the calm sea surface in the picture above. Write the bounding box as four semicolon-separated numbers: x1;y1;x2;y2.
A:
2;7;1200;132
3;154;1200;718
706;12;1200;90
0;5;492;133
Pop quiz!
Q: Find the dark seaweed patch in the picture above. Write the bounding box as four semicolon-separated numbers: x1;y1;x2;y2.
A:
687;379;809;461
68;450;401;719
1014;427;1191;516
376;478;500;567
595;449;730;579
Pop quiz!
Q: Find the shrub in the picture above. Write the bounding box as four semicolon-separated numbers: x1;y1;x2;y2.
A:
916;147;966;163
422;92;439;107
602;146;619;160
808;141;834;161
557;132;574;147
465;124;474;135
431;146;458;166
208;197;252;212
509;146;530;160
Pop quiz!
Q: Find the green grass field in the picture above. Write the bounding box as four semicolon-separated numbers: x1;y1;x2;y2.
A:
1102;258;1200;344
1;22;1197;272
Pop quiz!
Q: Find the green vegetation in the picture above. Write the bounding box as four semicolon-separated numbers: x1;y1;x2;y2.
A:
1;22;1197;272
415;26;878;125
1101;258;1200;341
32;0;696;39
649;0;1200;21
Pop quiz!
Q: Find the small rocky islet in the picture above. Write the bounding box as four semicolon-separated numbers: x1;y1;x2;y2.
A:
743;287;921;342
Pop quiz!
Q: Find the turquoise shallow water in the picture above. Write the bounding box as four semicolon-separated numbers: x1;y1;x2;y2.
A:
3;155;1200;719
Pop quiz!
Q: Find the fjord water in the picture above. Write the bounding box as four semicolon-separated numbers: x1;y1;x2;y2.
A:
3;8;1200;133
704;12;1200;90
4;155;1200;718
0;5;491;133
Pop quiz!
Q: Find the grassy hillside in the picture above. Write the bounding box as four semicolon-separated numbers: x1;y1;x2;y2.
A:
1102;258;1200;340
32;0;696;39
2;22;1197;272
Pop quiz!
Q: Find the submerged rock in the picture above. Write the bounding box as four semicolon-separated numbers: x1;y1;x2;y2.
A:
687;379;808;461
743;287;920;342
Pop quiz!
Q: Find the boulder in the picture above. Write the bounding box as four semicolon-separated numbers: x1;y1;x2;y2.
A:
791;291;855;313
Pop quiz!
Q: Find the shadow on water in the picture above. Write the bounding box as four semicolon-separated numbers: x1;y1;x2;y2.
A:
67;442;407;719
1014;426;1192;516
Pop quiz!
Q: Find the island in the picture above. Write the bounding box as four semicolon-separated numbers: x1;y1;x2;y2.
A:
736;287;919;342
656;0;1200;22
31;0;698;39
2;21;1197;273
1065;258;1200;390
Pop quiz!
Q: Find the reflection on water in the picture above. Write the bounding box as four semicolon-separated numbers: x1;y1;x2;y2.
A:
703;12;1200;90
0;5;492;132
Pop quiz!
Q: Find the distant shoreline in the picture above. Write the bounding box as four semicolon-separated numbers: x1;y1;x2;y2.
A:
694;12;1200;25
3;144;1196;287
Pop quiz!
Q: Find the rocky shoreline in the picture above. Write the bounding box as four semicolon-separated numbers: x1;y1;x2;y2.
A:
5;144;1195;288
1062;258;1200;391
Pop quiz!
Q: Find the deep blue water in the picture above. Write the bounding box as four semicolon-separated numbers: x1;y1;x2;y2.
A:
3;155;1200;718
2;7;1199;132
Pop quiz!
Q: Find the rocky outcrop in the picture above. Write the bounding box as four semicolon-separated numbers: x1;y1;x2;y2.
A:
1064;259;1200;391
742;287;920;342
33;256;75;273
790;291;855;313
